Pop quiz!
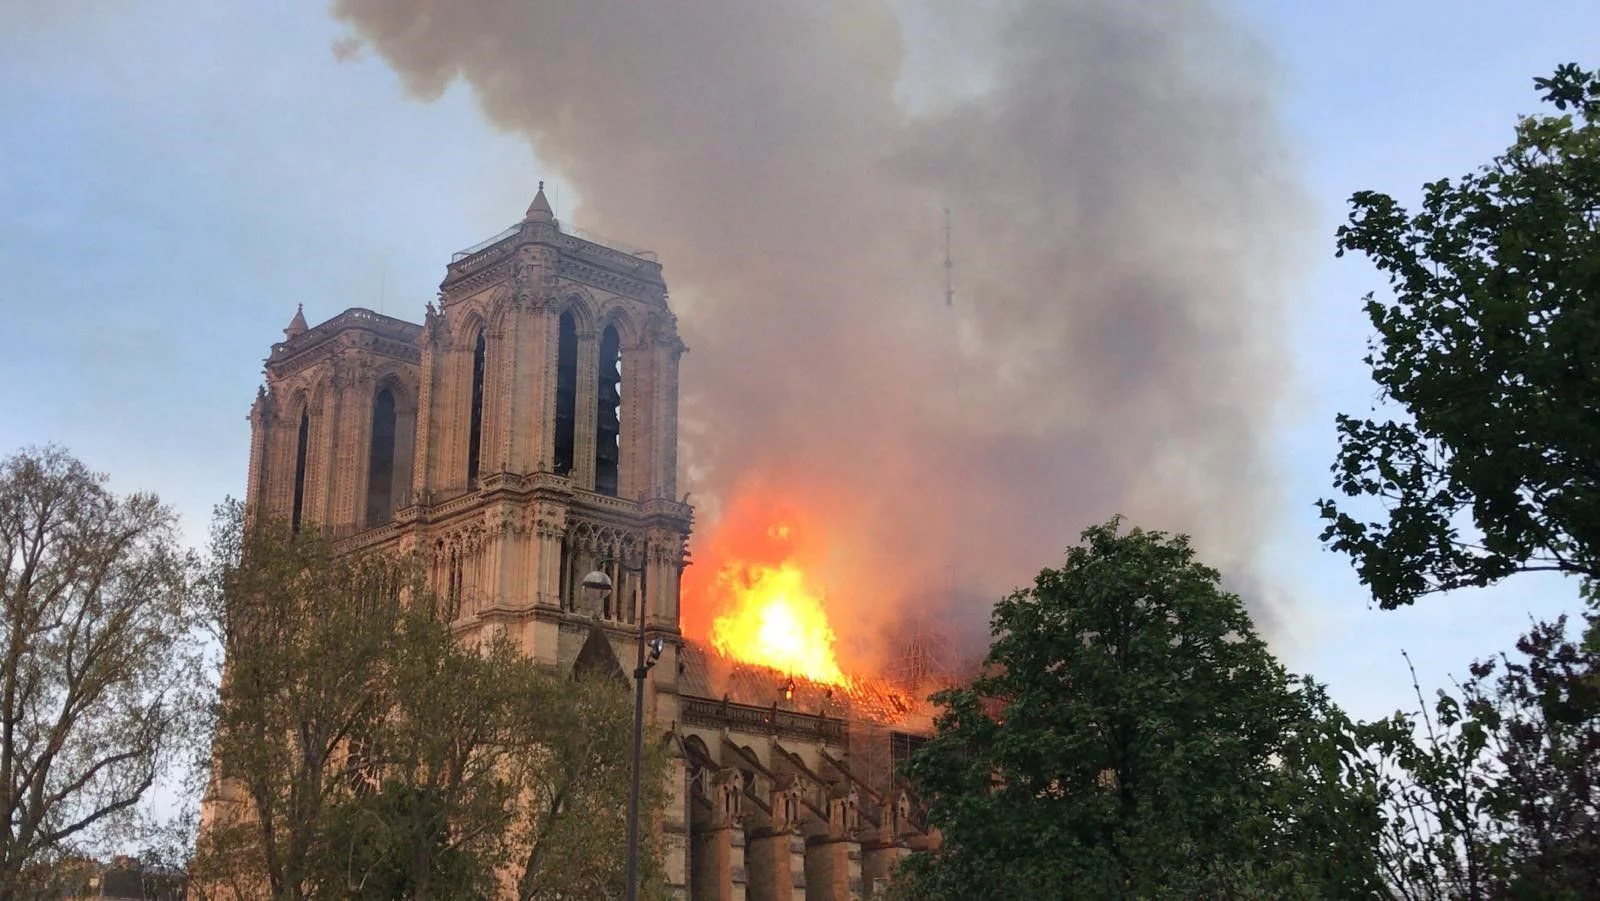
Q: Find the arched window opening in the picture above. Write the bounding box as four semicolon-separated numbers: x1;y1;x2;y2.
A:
553;312;577;476
558;536;571;611
603;557;616;620
291;410;309;533
467;332;486;490
365;387;397;528
448;547;464;616
624;571;637;625
594;324;621;496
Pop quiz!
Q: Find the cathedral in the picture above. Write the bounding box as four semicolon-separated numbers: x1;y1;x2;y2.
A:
237;186;937;899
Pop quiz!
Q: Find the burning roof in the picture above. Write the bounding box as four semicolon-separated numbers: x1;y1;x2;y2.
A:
677;639;935;733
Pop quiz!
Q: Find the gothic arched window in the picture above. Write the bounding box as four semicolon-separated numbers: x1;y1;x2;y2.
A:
553;312;577;476
557;535;571;611
594;324;621;496
467;332;486;490
448;546;463;615
291;409;309;533
365;387;397;527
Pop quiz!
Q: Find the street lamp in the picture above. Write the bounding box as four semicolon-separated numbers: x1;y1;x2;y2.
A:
582;541;664;901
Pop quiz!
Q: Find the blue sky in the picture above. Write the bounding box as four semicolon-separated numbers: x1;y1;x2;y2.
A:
2;0;1596;723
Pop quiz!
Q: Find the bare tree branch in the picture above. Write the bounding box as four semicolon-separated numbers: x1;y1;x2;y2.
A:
0;446;202;898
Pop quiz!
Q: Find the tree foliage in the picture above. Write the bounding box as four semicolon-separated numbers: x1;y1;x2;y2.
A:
193;503;665;900
1362;615;1599;899
305;622;529;900
0;446;202;898
194;504;426;899
1320;64;1600;609
511;672;669;901
1317;63;1600;898
898;519;1384;899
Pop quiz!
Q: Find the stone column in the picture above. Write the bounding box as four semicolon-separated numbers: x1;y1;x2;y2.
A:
656;323;685;501
860;791;920;895
646;526;673;625
431;314;475;498
573;325;599;491
410;309;436;503
804;789;863;901
858;844;905;899
344;363;377;533
619;334;650;501
327;354;373;535
744;787;806;901
262;391;286;520
803;840;859;901
447;324;473;496
661;754;693;900
511;296;555;475
507;240;558;475
532;502;566;609
309;382;336;529
692;770;748;901
245;388;270;521
743;833;804;901
484;504;512;609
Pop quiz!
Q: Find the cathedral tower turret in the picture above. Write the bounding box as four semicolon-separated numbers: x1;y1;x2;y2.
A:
244;184;691;671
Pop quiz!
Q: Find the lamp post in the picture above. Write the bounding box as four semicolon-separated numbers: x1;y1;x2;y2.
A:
582;540;663;901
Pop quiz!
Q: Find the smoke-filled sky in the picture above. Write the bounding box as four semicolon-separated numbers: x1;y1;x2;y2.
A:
2;0;1595;717
328;0;1303;670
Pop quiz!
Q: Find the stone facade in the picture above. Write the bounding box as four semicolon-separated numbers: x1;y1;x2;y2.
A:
230;186;935;899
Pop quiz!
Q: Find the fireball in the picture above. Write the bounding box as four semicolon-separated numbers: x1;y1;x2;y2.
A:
687;499;854;687
708;558;850;686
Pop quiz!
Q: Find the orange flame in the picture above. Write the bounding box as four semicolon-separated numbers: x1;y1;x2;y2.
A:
687;496;853;687
708;558;850;686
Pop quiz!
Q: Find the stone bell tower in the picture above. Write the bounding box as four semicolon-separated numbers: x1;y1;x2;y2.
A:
244;182;693;672
410;183;694;666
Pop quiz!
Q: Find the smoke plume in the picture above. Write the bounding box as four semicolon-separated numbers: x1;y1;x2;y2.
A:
332;0;1307;671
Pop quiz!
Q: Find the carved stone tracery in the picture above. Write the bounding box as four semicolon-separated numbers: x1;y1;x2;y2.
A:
565;519;641;561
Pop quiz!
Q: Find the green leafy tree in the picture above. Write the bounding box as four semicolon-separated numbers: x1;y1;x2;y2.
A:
1320;64;1600;611
193;503;667;900
510;671;669;901
317;628;672;901
0;446;203;899
899;519;1384;900
1319;62;1600;899
194;504;423;900
307;622;526;900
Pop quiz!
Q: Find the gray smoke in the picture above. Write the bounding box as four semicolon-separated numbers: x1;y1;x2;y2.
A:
332;0;1306;670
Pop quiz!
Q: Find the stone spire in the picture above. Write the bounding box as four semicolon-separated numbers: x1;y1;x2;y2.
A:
524;180;554;223
283;304;308;340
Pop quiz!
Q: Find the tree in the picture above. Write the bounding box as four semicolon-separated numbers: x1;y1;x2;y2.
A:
1484;617;1600;894
193;503;667;899
1361;615;1599;900
898;519;1384;899
301;618;526;900
1320;64;1600;610
509;670;669;901
313;634;670;901
0;446;202;898
1318;63;1600;898
194;504;423;900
